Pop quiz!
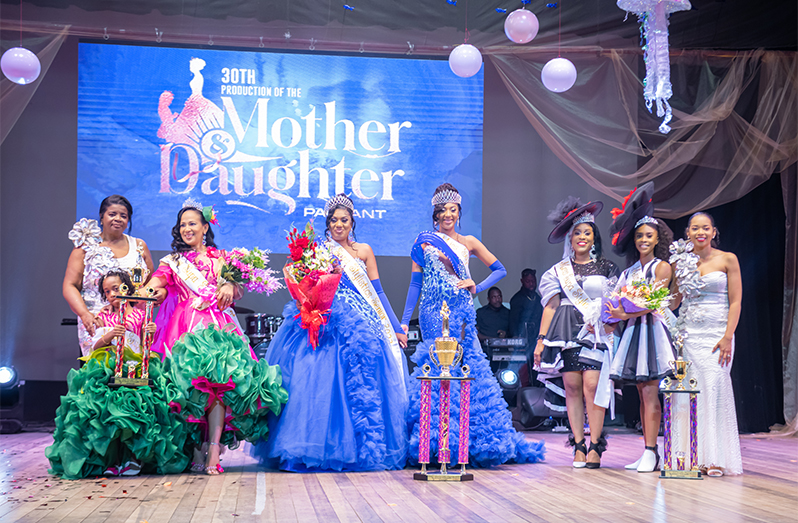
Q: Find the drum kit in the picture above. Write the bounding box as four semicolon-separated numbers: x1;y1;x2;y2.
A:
245;313;283;359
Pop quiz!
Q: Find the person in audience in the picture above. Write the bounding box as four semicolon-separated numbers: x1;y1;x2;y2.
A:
476;286;510;340
509;268;543;345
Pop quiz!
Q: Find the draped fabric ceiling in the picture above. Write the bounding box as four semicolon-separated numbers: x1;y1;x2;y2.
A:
1;0;797;425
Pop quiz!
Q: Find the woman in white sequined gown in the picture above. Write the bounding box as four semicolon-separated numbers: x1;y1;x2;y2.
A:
63;195;154;356
675;212;743;476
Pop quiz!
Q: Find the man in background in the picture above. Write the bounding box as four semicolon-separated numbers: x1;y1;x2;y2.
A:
476;287;510;341
509;268;543;346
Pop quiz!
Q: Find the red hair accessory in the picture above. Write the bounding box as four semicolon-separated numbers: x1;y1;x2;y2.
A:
611;231;620;246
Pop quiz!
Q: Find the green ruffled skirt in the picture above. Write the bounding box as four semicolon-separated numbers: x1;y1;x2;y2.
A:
167;325;288;449
46;352;191;479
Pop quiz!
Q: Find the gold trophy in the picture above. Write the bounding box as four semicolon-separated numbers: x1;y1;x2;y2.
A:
109;266;157;388
428;302;463;378
668;357;692;391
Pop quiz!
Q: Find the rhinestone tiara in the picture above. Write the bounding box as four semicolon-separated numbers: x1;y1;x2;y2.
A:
431;189;462;206
635;215;658;228
182;197;203;211
324;193;355;215
573;212;595;226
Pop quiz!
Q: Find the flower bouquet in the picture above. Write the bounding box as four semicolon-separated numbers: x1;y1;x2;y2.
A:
284;222;341;348
601;280;671;324
220;247;283;295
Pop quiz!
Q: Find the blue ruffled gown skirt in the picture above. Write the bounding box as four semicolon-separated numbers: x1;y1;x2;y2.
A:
251;298;408;472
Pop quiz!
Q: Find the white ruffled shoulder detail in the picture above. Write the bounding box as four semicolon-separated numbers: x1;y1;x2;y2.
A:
69;218;102;249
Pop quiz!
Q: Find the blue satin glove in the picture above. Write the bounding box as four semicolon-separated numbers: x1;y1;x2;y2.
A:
474;260;507;294
401;272;423;326
371;278;403;334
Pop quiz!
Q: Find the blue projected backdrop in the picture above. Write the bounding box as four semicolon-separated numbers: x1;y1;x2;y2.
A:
77;43;483;255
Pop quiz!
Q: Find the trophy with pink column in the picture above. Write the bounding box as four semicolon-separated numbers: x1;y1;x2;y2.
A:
414;301;474;482
108;266;157;388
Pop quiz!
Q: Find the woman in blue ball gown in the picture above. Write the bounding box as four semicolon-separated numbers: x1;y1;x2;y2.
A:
400;183;546;467
251;194;409;471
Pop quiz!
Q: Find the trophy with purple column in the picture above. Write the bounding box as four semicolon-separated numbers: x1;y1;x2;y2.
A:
660;332;702;479
414;301;474;482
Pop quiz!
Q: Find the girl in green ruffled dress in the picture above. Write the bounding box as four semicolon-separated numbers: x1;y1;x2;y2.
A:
47;270;192;479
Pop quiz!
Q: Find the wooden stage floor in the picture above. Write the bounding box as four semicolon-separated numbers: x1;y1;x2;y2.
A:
1;429;795;523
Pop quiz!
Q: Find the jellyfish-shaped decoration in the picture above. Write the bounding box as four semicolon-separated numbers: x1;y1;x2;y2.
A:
617;0;691;134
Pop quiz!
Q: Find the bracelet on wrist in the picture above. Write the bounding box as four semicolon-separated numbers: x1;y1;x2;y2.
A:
536;334;545;340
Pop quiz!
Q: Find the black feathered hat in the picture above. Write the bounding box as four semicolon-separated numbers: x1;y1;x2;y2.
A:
608;182;655;256
547;197;604;244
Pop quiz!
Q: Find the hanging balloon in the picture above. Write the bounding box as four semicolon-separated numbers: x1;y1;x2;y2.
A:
1;47;41;85
448;44;483;78
504;9;539;44
541;57;577;93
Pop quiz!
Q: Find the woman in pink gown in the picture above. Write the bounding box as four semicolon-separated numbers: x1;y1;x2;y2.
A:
150;200;287;475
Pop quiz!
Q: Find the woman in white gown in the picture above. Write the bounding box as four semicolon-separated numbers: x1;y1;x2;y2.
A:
672;212;743;476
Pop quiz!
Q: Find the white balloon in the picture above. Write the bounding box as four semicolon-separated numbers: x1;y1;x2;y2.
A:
1;47;41;85
541;57;577;93
504;9;540;44
448;44;483;78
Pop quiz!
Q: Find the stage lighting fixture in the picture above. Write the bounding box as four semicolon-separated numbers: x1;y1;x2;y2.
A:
496;368;521;405
498;369;519;388
0;366;18;387
0;366;23;434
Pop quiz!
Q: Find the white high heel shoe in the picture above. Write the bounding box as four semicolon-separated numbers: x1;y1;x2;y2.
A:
625;453;644;470
637;446;660;473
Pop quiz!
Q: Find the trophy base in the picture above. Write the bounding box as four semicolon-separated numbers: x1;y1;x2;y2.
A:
413;471;474;482
109;377;153;388
660;469;703;480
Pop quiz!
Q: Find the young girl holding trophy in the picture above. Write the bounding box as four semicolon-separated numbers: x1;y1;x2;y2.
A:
47;269;192;479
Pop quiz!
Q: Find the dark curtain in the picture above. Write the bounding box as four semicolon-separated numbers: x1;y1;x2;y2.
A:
664;174;786;433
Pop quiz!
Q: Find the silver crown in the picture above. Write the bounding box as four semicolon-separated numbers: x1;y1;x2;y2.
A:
573;212;595;226
635;215;658;228
182;197;203;211
431;189;462;206
324;194;355;215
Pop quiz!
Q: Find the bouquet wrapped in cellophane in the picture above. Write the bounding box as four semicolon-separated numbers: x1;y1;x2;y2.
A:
284;223;341;349
601;280;671;324
220;247;283;295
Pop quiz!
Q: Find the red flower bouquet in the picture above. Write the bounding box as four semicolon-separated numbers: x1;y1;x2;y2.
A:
284;223;341;349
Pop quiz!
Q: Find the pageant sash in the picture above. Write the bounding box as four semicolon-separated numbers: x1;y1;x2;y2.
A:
410;232;468;280
555;259;609;343
555;259;614;413
326;241;406;394
162;254;215;297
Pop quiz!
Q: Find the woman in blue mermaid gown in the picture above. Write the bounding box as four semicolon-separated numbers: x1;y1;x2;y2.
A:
400;183;546;467
251;194;409;471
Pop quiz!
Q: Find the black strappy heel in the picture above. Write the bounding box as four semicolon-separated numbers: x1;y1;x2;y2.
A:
585;432;608;469
568;434;588;468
